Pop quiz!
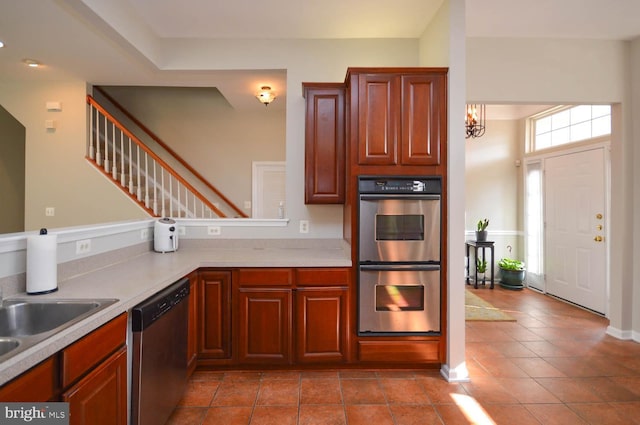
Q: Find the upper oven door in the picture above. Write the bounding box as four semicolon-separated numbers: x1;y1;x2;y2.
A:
359;194;441;263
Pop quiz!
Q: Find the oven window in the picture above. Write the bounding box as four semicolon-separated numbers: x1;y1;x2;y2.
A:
375;285;424;311
375;215;424;241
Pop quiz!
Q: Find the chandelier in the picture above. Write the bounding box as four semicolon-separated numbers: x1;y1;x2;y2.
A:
465;104;486;139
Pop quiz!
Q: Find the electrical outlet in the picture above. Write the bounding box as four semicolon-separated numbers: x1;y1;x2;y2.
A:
207;226;221;236
299;220;309;234
178;226;186;236
140;228;149;240
75;239;91;255
45;207;55;217
244;201;252;210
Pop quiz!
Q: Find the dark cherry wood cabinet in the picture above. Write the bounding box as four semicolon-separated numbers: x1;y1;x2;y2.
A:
303;83;346;204
346;67;447;171
187;271;199;373
295;287;348;363
62;347;127;425
237;288;292;364
198;269;232;360
0;314;128;424
0;356;57;402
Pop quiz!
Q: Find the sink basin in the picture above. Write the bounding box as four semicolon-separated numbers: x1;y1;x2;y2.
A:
0;338;20;357
0;298;118;363
0;301;101;337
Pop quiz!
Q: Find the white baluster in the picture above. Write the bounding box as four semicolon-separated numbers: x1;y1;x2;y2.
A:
177;181;181;218
96;111;102;166
89;106;95;160
112;124;118;179
153;161;157;215
160;168;165;217
128;138;134;194
144;153;149;208
137;145;142;201
120;132;125;186
168;175;173;218
104;115;110;173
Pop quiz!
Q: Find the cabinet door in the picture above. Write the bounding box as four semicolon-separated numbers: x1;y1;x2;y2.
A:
295;287;348;364
400;73;446;165
357;74;399;165
187;271;199;372
0;357;57;402
198;270;232;359
63;347;127;425
238;289;291;364
304;84;345;204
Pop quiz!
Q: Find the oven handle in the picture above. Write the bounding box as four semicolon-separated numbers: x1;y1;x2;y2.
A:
359;263;440;272
359;194;441;201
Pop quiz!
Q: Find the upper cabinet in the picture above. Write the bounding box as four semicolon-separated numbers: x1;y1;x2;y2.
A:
303;83;346;204
346;68;448;171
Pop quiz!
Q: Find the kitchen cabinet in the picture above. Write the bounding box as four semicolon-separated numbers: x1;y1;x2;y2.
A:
62;347;127;425
234;267;349;366
238;288;292;364
347;68;447;169
303;83;346;204
236;268;292;364
198;269;232;360
0;356;57;401
0;314;127;424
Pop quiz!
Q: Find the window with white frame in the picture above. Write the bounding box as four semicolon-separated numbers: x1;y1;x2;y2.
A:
531;105;611;152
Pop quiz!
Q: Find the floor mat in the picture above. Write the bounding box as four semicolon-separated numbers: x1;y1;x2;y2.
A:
465;290;516;322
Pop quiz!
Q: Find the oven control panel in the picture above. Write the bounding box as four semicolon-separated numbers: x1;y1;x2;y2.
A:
358;177;441;194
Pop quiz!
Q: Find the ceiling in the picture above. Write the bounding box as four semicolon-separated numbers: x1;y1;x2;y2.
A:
1;0;639;111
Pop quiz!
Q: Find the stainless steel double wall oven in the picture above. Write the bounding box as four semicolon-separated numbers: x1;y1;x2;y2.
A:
358;176;442;335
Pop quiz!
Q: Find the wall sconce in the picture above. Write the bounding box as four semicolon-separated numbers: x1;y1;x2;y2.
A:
465;104;486;139
255;86;276;106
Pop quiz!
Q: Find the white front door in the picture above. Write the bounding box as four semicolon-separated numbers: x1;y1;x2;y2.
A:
544;147;607;314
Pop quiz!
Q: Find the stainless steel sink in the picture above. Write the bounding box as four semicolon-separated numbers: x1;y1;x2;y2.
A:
0;298;118;362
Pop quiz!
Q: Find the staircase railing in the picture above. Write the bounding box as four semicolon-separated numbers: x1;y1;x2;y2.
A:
94;87;248;218
87;95;227;218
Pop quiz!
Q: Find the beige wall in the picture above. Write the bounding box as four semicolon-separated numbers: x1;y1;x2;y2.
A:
467;36;636;336
0;105;25;233
0;81;147;232
465;118;523;263
98;86;286;215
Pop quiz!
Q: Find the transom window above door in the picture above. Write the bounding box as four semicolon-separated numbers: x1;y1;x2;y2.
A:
529;105;611;152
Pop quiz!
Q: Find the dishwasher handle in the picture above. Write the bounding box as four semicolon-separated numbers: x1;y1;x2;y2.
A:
132;277;190;332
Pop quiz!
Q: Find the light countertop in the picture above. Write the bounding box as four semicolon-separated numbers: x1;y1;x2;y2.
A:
0;239;351;385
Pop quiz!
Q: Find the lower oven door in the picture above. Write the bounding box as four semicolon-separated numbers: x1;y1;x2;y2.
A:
359;264;440;334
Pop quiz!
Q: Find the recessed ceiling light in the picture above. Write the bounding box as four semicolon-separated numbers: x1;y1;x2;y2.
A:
0;41;4;48
23;59;41;68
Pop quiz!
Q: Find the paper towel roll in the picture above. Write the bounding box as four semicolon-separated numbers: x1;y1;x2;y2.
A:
26;233;58;294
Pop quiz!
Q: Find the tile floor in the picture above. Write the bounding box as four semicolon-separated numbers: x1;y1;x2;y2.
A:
167;286;640;424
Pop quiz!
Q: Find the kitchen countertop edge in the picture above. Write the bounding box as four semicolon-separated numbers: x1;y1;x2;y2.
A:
0;241;352;386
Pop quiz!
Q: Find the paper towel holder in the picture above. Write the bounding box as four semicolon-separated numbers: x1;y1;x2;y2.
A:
26;228;59;295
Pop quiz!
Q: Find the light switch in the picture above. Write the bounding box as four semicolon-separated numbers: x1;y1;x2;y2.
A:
46;101;62;111
45;120;56;130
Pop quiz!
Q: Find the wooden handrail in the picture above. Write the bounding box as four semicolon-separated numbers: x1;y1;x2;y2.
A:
92;87;248;218
87;95;227;218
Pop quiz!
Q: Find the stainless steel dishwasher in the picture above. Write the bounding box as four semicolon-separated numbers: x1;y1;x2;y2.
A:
131;277;190;425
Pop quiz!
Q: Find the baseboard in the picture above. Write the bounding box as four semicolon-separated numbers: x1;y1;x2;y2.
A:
606;325;634;340
440;362;470;383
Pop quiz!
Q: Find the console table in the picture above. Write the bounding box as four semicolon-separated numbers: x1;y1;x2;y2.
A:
465;240;495;289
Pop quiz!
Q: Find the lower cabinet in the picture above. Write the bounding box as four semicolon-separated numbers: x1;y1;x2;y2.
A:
0;313;127;425
62;347;127;425
237;288;292;364
198;270;232;360
295;287;348;363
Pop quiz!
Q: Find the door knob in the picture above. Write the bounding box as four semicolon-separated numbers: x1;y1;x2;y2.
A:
594;236;603;242
596;213;603;219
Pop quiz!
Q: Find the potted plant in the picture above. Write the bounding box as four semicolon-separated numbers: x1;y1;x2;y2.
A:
476;219;489;242
476;258;488;283
498;257;526;290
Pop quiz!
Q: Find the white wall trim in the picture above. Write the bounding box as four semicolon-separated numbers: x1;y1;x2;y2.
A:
465;230;523;238
440;363;471;383
176;218;288;228
606;325;634;340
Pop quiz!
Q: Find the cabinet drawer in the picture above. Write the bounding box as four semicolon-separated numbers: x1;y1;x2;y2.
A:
61;313;127;388
358;340;440;363
0;356;57;402
237;268;293;287
296;268;350;287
